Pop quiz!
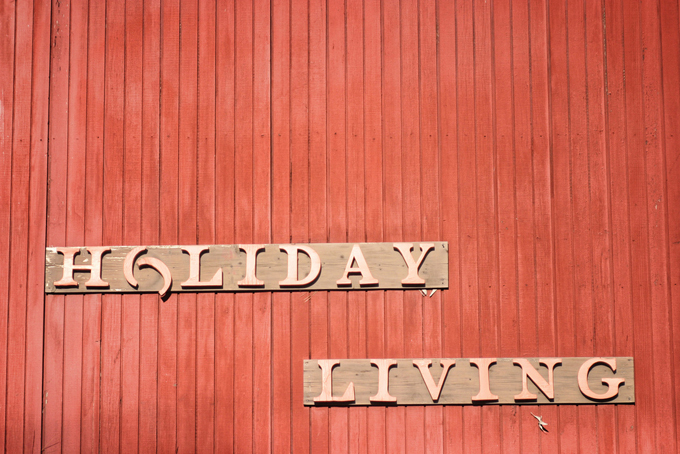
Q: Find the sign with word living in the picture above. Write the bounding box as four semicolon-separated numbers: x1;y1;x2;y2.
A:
303;357;634;405
45;242;448;296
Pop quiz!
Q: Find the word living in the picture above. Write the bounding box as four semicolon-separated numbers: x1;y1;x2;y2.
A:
303;357;634;406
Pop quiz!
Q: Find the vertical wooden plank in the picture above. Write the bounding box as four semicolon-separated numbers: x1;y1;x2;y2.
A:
510;0;538;450
309;0;329;449
43;0;69;449
455;0;477;360
585;0;618;451
455;0;483;451
548;0;580;449
213;187;236;445
0;0;14;447
419;0;444;451
400;0;425;449
660;0;680;449
234;0;254;450
346;0;367;452
6;0;33;449
565;0;598;450
61;0;87;451
473;0;502;450
158;0;180;451
364;0;383;244
121;0;144;449
100;0;126;450
622;1;656;451
197;0;217;451
602;0;637;451
271;0;291;447
215;0;235;451
438;0;463;449
138;294;159;454
5;0;28;451
43;283;65;452
383;0;405;451
383;0;407;451
529;1;560;451
271;0;291;451
139;0;161;450
327;0;349;450
252;122;273;444
513;0;541;450
252;0;271;451
215;0;236;450
252;0;271;242
81;0;106;450
290;0;311;450
99;289;121;454
177;0;199;450
494;0;521;451
640;2;677;451
498;0;519;362
101;1;127;451
381;2;403;243
25;0;51;451
364;0;385;449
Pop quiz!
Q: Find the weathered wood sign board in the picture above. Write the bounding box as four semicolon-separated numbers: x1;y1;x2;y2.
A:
303;357;634;406
45;242;448;295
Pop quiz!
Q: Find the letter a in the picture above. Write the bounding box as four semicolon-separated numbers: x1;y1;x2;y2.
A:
336;244;378;286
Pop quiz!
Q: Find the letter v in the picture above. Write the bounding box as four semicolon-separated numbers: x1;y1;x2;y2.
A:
413;359;456;401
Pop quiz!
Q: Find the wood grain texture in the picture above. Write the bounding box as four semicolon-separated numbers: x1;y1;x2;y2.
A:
4;0;680;452
157;1;180;452
62;0;87;451
80;0;106;451
271;0;292;451
6;0;34;450
120;0;144;450
214;0;236;451
0;0;15;447
138;0;161;451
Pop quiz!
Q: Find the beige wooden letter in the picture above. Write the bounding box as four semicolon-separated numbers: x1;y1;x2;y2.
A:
513;358;562;401
137;257;173;298
238;244;266;287
413;359;456;401
393;243;435;285
336;244;379;286
370;359;397;402
54;247;111;288
578;357;625;400
313;360;355;403
278;245;322;287
181;245;223;287
123;246;147;288
470;358;499;402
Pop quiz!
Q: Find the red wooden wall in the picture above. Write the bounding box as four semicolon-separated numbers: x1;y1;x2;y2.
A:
1;0;679;452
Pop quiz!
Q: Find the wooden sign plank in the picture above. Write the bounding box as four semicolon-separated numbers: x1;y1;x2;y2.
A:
45;242;448;294
303;357;634;405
